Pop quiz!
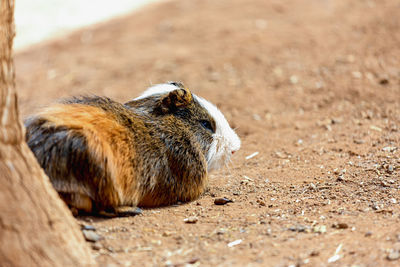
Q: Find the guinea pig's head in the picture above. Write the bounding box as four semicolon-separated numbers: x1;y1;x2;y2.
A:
133;82;241;172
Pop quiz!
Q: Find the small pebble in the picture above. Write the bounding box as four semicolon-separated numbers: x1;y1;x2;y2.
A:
297;139;303;145
380;180;390;187
371;203;380;210
328;254;341;263
336;175;345;182
82;230;103;242
214;197;234;205
245;151;259;160
184;216;198;224
275;151;286;159
382;146;396;152
387;251;400;261
81;224;96;231
370;125;382;132
288;225;308;232
92;242;102;250
217;228;227;235
313;225;327;233
252;114;261;121
162;231;174;237
256;199;266;206
227;239;242;247
309;183;317;190
132;207;143;215
332;223;349;229
310;251;320;257
187;257;200;264
290;75;299;84
379;78;389;85
387;165;394;173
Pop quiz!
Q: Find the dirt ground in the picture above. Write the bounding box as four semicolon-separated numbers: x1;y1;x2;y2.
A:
15;0;400;266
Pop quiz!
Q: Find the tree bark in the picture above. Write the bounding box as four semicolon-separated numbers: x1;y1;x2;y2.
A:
0;1;94;266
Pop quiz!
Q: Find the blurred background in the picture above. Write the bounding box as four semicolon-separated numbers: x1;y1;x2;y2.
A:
15;0;162;50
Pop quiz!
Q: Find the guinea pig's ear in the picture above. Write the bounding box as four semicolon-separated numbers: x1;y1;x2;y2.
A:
158;88;193;114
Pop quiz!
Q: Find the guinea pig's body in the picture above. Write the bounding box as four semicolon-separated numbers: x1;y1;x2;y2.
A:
25;82;240;215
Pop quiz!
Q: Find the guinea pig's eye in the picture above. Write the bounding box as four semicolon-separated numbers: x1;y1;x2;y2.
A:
200;120;215;133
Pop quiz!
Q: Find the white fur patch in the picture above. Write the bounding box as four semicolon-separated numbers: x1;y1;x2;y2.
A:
193;95;240;170
134;83;179;100
135;83;241;172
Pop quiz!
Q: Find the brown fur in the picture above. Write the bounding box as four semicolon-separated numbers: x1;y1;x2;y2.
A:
25;87;213;215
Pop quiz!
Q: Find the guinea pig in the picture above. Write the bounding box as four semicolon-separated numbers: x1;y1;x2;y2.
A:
25;82;240;216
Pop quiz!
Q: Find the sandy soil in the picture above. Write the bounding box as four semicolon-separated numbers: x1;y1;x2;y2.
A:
15;0;400;266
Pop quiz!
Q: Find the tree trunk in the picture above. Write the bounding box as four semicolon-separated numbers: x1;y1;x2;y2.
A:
0;1;94;266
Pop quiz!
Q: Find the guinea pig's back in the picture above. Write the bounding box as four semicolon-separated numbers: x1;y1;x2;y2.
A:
25;98;142;210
